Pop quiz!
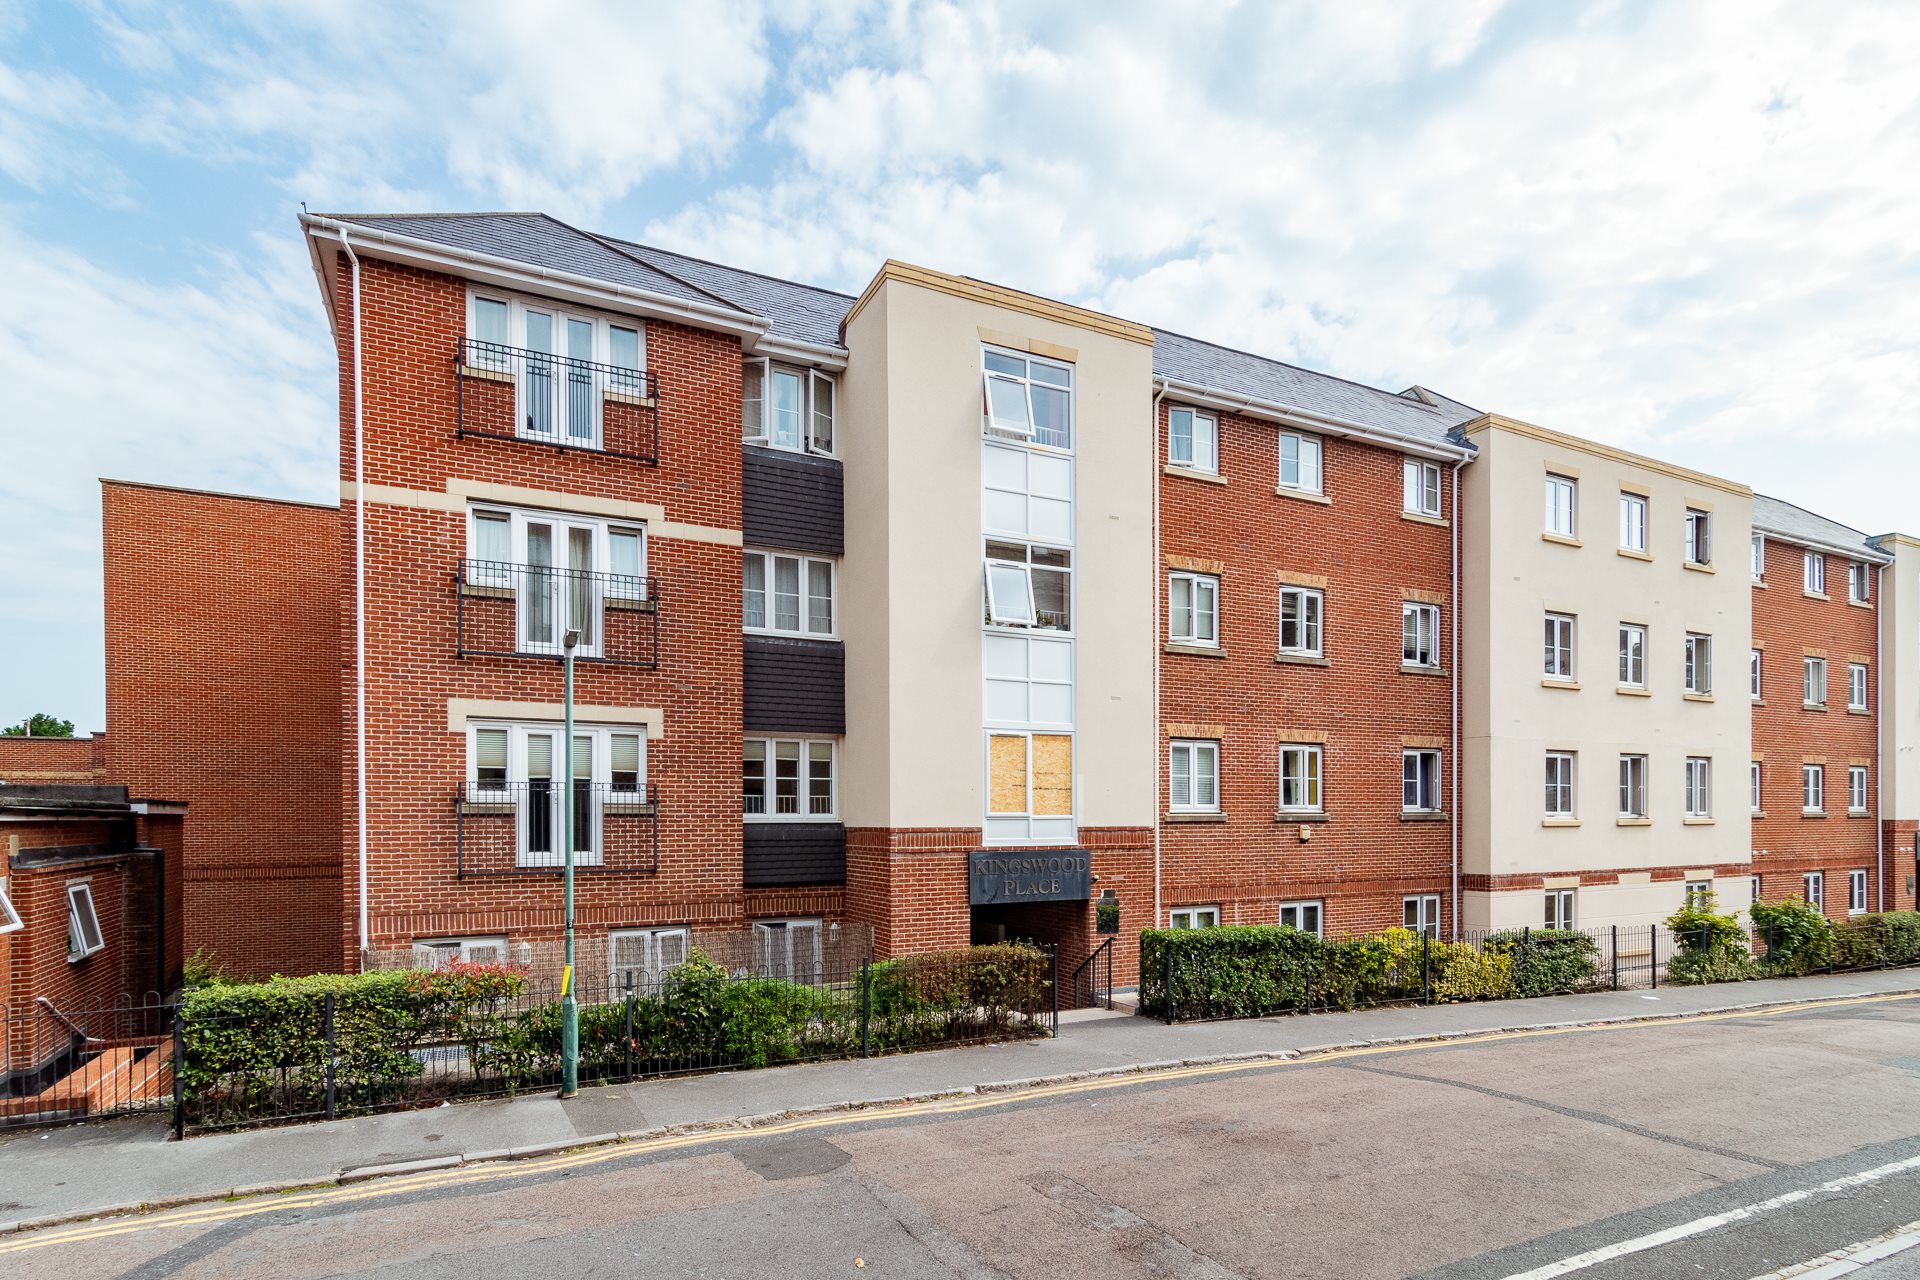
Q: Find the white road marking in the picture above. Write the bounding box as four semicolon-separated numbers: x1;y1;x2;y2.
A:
1752;1218;1920;1278
1497;1153;1920;1279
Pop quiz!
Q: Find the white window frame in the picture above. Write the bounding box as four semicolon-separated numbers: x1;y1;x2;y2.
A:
1278;431;1324;495
1804;551;1826;595
465;289;645;451
1684;757;1712;818
1849;764;1869;814
1169;739;1220;814
1849;561;1871;604
467;721;650;867
743;549;837;639
1170;905;1219;930
1168;406;1218;474
1684;880;1712;910
1684;633;1713;695
982;345;1074;451
1619;492;1648;553
1618;754;1648;818
742;358;835;456
1750;761;1763;813
1545;474;1577;537
1684;508;1711;566
1403;894;1441;936
1544;612;1575;680
983;538;1072;633
1751;649;1762;702
66;881;104;962
1544;751;1575;818
609;926;690;987
1802;764;1825;814
1848;663;1868;711
984;729;1077;845
1402;750;1441;814
743;737;839;823
1751;534;1765;581
1544;888;1576;931
1805;656;1828;707
1278;744;1324;814
413;936;508;969
1168;572;1220;647
0;877;18;935
1618;624;1647;688
1804;871;1824;912
1278;901;1324;937
1404;459;1442;516
1849;869;1868;914
465;505;650;657
1278;587;1324;657
1402;603;1440;668
752;918;823;982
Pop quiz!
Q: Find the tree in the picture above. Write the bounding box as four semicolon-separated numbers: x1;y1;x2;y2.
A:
1;713;76;738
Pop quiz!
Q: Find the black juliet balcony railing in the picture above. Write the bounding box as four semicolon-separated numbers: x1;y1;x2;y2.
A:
456;560;660;669
456;781;660;879
455;339;660;464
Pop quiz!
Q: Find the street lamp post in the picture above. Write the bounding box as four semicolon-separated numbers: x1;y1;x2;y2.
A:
560;627;580;1099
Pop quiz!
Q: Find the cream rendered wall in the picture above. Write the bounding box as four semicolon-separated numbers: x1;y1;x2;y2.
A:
1882;536;1920;826
838;273;1156;831
1462;419;1753;930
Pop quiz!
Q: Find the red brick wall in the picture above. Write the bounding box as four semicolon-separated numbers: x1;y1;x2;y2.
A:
0;733;107;783
333;253;747;967
1751;541;1884;916
102;482;342;980
1157;405;1456;937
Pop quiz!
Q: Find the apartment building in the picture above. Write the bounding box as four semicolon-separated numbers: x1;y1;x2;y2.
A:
1749;497;1895;917
1881;535;1920;900
1461;416;1754;931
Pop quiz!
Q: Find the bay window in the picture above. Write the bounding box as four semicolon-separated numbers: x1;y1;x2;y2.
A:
744;550;835;637
743;738;838;821
743;359;835;455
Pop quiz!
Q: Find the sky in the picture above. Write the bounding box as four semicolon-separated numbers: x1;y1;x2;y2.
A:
2;0;1917;734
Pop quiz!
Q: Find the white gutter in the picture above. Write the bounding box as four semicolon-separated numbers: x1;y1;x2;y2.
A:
342;229;369;964
1451;457;1465;940
1150;381;1168;932
1155;377;1475;464
1753;528;1895;568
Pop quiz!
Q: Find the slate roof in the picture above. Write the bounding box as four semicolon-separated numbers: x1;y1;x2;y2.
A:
1752;493;1891;560
595;235;855;351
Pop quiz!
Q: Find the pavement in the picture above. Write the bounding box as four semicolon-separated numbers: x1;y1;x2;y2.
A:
3;967;1918;1238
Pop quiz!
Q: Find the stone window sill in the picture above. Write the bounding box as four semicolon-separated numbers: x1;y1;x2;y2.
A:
1541;817;1581;828
1847;707;1872;717
1752;580;1767;589
1276;652;1329;667
1273;485;1331;506
1683;692;1715;704
1803;702;1828;713
1617;817;1652;827
1401;511;1448;528
1683;816;1715;826
1684;561;1715;575
1848;809;1873;819
1276;812;1330;824
1400;811;1448;823
1751;810;1766;820
1801;810;1827;819
1804;591;1830;602
1617;548;1653;562
1616;685;1652;698
1164;643;1226;659
1541;532;1583;549
1164;464;1226;486
1401;663;1447;678
1848;598;1874;610
1541;678;1581;691
1166;811;1227;823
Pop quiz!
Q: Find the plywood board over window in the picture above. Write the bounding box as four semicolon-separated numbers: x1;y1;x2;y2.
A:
1032;734;1073;816
989;734;1030;814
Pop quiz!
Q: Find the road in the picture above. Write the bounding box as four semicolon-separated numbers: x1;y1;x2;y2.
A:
10;993;1920;1278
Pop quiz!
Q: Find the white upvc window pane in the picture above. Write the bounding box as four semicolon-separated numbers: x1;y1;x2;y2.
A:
1848;663;1868;710
1192;412;1217;473
773;556;802;631
986;560;1036;626
1751;649;1762;700
1169;408;1194;467
774;741;801;815
1170;740;1218;813
474;296;509;347
1685;758;1711;817
807;742;835;816
1619;493;1647;551
1169;573;1218;645
1849;765;1869;813
1279;588;1323;655
1850;868;1868;913
1544;752;1574;816
1751;761;1762;812
67;883;104;960
1402;604;1439;667
1751;534;1764;581
771;369;804;449
985;372;1034;436
743;553;767;629
475;727;509;789
742;359;767;441
1545;475;1576;536
474;511;510;566
1279;433;1323;492
807;560;834;635
743;740;767;814
809;371;836;454
1805;552;1825;594
610;733;642;792
1803;764;1824;812
1280;745;1322;812
1805;657;1827;705
1544;613;1574;679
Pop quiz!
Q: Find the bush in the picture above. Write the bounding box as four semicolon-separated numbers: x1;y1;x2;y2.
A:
1832;911;1920;970
181;948;230;989
1141;925;1454;1018
1433;946;1514;1001
1664;893;1757;985
1484;929;1601;996
1750;898;1835;975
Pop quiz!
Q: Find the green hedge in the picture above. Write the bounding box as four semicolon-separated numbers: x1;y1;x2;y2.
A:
1140;925;1457;1020
1483;929;1602;996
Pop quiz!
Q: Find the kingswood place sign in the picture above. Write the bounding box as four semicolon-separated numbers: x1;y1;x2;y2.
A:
968;850;1092;905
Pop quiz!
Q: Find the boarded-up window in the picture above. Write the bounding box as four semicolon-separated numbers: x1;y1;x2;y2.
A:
1032;735;1073;816
989;734;1029;814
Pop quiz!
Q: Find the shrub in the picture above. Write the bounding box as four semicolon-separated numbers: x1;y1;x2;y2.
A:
1664;893;1757;985
1484;929;1601;996
1832;911;1920;970
181;948;230;989
1140;924;1322;1020
1434;946;1514;1001
1750;898;1835;975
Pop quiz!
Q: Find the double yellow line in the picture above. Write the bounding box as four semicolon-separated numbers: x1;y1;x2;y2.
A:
7;989;1913;1257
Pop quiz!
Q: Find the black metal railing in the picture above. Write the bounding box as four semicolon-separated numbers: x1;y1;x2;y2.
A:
456;560;659;668
1069;936;1115;1010
3;993;173;1128
455;339;659;464
456;780;660;878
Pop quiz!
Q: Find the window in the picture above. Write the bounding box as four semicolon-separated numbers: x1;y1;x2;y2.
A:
413;936;507;969
1545;474;1577;537
1544;752;1575;817
609;927;689;987
466;291;644;449
1751;534;1765;581
1804;551;1826;595
1750;761;1762;813
1279;745;1323;813
1803;871;1824;912
1170;740;1220;813
1618;754;1648;818
742;360;835;455
1404;894;1441;936
982;347;1073;450
1402;603;1440;668
1619;493;1647;552
987;731;1075;844
1849;561;1871;604
1169;407;1218;473
1278;587;1324;657
1278;432;1324;494
1544;889;1575;931
752;919;822;982
1849;765;1869;813
1684;881;1712;910
1278;901;1324;936
983;539;1071;631
1848;663;1868;711
1169;572;1219;647
1850;869;1868;914
1404;459;1442;516
1684;757;1712;818
1751;650;1762;701
743;738;837;821
743;550;835;637
465;506;650;655
1618;624;1647;688
1752;874;1762;905
1684;508;1711;566
66;882;104;962
1170;906;1219;930
1683;633;1713;695
467;722;648;867
1544;613;1575;680
1802;764;1825;813
0;877;19;935
1402;750;1441;814
1804;656;1827;707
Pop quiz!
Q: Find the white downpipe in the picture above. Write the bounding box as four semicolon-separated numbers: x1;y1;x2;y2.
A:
1450;458;1465;940
1151;381;1168;931
343;230;369;963
1877;561;1887;911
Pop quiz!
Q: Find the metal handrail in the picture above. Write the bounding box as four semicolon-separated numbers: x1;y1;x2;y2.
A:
1068;936;1116;1011
454;338;660;464
455;559;660;669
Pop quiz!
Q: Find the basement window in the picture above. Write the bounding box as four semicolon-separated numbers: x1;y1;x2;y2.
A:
67;882;104;962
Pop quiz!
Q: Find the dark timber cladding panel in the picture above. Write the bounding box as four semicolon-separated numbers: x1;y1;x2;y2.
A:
744;636;845;734
744;447;843;555
744;823;847;886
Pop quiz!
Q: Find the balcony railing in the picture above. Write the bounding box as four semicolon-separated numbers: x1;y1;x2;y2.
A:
455;339;660;464
456;781;660;879
456;560;660;668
